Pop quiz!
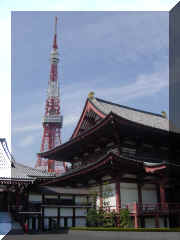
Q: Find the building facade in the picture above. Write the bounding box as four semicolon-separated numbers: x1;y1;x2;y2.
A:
39;93;180;228
0;138;91;233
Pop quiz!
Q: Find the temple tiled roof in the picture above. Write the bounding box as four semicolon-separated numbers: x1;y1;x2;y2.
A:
0;162;55;181
12;162;55;180
0;138;55;182
90;97;169;131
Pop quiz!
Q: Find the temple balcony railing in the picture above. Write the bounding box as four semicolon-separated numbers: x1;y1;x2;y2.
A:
26;200;93;208
126;202;180;215
10;203;42;214
98;202;180;215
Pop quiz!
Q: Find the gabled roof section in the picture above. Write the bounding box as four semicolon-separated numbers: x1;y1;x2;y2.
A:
71;98;106;139
89;97;169;131
71;95;169;139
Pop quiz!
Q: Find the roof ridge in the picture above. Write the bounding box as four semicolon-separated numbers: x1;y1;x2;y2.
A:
95;97;166;118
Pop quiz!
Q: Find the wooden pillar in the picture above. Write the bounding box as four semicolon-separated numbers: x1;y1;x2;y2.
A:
99;184;103;209
155;214;159;228
42;207;44;231
57;195;60;227
138;184;142;206
138;183;144;227
160;184;166;206
72;195;75;227
156;184;161;204
134;214;139;228
115;180;121;212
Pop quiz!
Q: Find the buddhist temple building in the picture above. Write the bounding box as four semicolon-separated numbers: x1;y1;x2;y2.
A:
39;93;180;229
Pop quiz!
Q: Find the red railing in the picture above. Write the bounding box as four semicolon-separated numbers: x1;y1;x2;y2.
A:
99;202;180;215
126;202;180;215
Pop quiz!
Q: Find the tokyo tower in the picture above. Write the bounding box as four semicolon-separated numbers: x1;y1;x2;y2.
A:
35;17;65;174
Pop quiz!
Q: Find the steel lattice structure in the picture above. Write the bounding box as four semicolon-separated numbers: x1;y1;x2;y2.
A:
35;17;65;174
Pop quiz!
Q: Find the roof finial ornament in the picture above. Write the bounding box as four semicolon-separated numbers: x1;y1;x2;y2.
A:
161;111;167;118
88;91;95;99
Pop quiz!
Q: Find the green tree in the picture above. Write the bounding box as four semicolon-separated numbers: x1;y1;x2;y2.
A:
119;208;132;228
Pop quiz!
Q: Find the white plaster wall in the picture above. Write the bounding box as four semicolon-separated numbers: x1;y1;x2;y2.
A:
120;183;138;208
96;196;100;208
103;183;116;209
75;196;87;204
44;218;49;229
28;217;39;230
44;208;58;217
36;218;38;230
29;194;42;202
61;195;73;199
68;218;73;227
60;218;64;227
142;184;157;204
75;208;87;216
88;196;95;204
89;186;100;208
45;195;58;199
29;218;32;230
60;208;73;217
75;218;86;227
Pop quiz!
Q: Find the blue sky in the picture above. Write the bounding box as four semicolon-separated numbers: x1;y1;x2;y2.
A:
11;11;170;167
0;0;179;171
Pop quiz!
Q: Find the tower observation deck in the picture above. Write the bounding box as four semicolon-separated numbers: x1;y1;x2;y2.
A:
35;17;66;174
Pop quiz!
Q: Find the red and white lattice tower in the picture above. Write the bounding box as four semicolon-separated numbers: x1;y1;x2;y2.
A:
35;17;65;174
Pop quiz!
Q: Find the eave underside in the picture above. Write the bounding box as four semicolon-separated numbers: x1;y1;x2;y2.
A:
39;113;174;163
41;152;171;187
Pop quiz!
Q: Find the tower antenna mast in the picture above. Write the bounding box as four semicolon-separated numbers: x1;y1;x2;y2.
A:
35;17;65;174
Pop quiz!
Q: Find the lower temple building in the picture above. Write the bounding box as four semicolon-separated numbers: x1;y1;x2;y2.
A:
0;94;180;232
0;139;92;232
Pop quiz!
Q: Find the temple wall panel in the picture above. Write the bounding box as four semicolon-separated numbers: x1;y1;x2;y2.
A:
28;217;39;231
145;217;156;228
45;195;58;199
75;217;86;227
103;183;116;209
75;207;87;216
44;218;49;229
88;186;100;207
120;183;138;207
60;218;64;227
61;195;73;199
44;207;58;217
67;218;73;227
29;194;42;202
75;196;87;204
142;184;157;203
60;208;73;216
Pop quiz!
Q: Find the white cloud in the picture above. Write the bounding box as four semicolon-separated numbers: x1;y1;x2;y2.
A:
18;135;35;147
97;66;169;102
12;124;41;134
63;115;79;127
